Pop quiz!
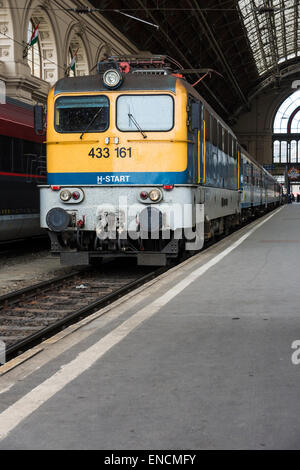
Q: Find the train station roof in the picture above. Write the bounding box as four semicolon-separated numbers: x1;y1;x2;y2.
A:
89;0;300;122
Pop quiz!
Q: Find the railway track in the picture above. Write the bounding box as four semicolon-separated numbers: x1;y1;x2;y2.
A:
0;263;163;362
0;236;49;259
0;206;281;364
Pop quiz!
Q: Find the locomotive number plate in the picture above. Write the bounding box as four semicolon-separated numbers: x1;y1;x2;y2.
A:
88;147;132;159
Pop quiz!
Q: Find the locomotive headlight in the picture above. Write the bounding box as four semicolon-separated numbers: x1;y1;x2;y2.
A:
60;189;71;202
103;69;122;89
149;189;162;202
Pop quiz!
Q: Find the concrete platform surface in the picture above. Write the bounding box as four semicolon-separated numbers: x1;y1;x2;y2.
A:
0;204;300;450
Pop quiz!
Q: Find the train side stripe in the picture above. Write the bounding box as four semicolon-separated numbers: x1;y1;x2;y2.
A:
0;172;46;179
47;171;190;185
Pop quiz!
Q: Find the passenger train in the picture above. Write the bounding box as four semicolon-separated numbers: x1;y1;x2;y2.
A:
0;96;46;242
38;56;282;266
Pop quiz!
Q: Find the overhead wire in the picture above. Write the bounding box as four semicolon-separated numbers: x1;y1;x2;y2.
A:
0;30;66;71
2;6;297;12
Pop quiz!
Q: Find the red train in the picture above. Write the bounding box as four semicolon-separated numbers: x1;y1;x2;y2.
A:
0;97;46;241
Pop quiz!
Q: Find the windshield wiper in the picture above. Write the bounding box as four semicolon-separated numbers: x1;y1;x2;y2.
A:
128;113;147;139
80;107;103;140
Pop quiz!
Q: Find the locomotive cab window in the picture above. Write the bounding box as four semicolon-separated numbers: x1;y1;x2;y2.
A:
55;95;109;133
116;95;174;132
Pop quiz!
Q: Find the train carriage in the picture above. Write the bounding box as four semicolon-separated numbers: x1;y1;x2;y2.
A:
38;56;282;266
0;97;46;241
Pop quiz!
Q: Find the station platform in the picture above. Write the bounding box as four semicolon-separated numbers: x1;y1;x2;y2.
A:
0;204;300;450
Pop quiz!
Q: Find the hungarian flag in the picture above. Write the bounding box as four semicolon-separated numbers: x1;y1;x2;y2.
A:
29;23;39;47
68;48;79;74
70;55;76;73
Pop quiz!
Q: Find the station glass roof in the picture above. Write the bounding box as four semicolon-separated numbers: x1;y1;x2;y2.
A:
93;0;300;119
238;0;300;75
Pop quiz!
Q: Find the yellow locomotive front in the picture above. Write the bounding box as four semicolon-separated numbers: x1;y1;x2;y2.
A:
40;58;204;265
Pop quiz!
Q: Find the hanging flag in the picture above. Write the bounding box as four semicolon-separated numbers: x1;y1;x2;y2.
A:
65;48;79;76
70;55;76;73
23;23;39;58
29;23;39;47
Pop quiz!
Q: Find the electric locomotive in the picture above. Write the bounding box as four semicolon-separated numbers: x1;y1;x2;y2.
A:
39;56;281;266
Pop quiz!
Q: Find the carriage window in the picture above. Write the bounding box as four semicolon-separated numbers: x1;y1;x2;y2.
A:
218;123;222;149
204;109;211;142
233;139;237;158
212;117;217;146
116;95;174;131
229;134;232;157
0;135;12;171
55;95;109;133
224;130;228;154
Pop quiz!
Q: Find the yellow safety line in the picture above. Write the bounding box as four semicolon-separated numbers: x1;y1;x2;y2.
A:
0;347;44;377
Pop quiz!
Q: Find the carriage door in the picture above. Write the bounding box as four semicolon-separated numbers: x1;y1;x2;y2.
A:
188;96;203;184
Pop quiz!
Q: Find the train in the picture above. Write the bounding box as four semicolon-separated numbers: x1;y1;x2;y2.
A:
38;56;282;266
0;96;46;242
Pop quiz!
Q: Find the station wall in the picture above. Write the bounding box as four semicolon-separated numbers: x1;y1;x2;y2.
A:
0;0;138;104
233;79;300;166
